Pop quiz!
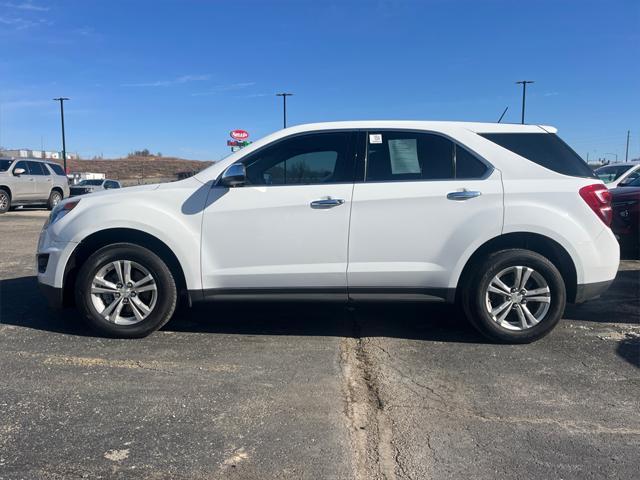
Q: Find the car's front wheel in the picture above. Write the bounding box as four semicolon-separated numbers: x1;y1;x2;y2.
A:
461;249;566;343
75;243;177;338
0;189;11;214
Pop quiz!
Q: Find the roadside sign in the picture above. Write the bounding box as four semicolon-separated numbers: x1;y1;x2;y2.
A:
230;130;249;140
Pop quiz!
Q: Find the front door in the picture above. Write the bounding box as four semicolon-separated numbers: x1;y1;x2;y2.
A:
11;161;36;201
200;131;357;296
27;161;52;200
347;130;503;299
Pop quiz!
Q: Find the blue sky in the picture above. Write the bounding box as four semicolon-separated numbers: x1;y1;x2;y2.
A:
1;0;638;161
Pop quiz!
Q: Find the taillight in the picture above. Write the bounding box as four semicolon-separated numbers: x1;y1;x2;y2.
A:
579;184;612;227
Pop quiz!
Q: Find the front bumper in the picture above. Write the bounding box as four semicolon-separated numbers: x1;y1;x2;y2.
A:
37;225;78;307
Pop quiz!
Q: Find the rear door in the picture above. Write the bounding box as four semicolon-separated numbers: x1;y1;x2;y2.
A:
27;161;52;200
200;131;357;295
347;130;503;299
11;161;36;200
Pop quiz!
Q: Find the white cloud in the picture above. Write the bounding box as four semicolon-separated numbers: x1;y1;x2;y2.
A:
121;74;211;88
1;2;49;11
1;99;52;110
191;82;256;96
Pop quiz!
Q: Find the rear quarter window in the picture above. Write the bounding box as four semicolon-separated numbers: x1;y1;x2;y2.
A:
480;132;595;178
47;163;66;176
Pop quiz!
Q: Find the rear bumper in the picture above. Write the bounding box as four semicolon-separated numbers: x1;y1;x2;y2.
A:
38;281;64;309
573;279;615;304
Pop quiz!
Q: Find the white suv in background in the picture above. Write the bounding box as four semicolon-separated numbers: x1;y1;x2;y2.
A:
0;158;70;213
36;121;619;343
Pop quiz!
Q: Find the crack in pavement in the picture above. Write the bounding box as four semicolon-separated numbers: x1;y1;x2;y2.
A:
340;313;411;480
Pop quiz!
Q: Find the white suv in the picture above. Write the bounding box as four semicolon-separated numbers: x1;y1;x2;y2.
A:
37;121;619;343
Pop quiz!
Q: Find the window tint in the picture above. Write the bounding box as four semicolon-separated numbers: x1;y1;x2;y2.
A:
480;133;595;178
47;163;66;176
366;131;453;182
244;132;353;185
455;145;488;178
14;161;29;173
27;161;47;175
105;181;120;189
365;131;487;182
0;159;13;172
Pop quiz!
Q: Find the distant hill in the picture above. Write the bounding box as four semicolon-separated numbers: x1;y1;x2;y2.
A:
62;156;214;184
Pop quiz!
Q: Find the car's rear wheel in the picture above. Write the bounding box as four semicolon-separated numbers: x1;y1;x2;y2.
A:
47;190;62;210
0;189;10;214
75;243;177;338
461;249;566;343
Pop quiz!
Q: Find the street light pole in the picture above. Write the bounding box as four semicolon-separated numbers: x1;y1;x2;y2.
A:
625;130;630;162
276;93;293;128
53;97;69;173
515;81;534;124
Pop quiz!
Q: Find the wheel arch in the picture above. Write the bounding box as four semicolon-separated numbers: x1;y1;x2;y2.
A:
62;228;189;308
0;185;12;198
51;186;63;195
456;232;578;303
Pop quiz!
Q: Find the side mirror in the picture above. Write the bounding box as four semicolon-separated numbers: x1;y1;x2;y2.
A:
13;168;26;176
220;164;246;187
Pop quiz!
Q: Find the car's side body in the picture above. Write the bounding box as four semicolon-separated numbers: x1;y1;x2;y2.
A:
0;158;69;207
37;121;619;314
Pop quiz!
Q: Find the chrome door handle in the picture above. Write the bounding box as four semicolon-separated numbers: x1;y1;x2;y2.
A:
310;198;345;209
447;190;482;201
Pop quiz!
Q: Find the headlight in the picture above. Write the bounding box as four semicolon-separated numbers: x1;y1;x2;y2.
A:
47;199;81;227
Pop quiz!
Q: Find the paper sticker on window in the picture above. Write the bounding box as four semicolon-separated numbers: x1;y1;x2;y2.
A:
388;139;420;174
369;134;382;144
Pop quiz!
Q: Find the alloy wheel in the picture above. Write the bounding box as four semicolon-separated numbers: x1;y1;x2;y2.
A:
90;260;158;325
484;265;551;331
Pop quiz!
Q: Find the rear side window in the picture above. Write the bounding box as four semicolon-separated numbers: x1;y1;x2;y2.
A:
480;133;595;178
27;161;48;175
365;131;488;182
47;163;66;176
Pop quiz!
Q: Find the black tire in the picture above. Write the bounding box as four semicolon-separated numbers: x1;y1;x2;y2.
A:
460;249;566;344
75;243;177;338
47;190;63;210
0;189;10;214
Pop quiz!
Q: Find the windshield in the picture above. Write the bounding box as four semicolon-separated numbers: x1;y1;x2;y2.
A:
595;165;635;183
76;179;104;186
0;159;13;172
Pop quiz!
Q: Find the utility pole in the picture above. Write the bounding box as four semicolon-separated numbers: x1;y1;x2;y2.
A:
276;93;293;128
515;80;534;124
53;97;69;173
625;130;630;162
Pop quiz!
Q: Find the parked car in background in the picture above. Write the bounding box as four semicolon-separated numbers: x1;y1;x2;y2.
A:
595;162;640;188
37;121;619;343
610;176;640;251
70;179;121;196
0;157;69;213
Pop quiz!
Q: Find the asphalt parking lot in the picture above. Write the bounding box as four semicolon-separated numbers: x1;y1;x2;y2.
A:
1;209;639;480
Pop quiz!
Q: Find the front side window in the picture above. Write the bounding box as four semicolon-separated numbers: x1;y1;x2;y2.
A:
365;131;487;182
244;132;353;186
14;161;29;174
27;161;47;175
